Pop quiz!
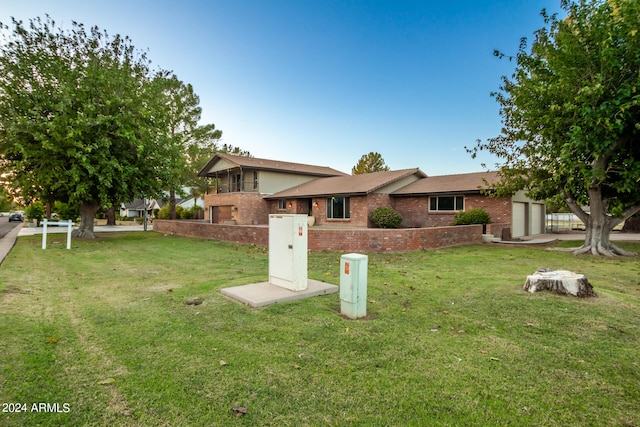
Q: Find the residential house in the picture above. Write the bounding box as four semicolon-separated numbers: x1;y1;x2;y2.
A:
198;153;347;224
391;171;546;238
265;168;427;227
198;154;545;238
120;198;162;218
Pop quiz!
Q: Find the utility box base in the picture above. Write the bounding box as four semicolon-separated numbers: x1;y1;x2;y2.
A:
340;253;368;319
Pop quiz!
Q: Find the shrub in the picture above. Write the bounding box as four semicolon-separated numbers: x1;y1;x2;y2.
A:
370;207;402;229
452;208;491;226
157;205;171;219
25;201;45;225
53;201;79;221
156;204;202;219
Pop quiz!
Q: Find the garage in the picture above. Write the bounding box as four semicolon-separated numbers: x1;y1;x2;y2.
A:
531;204;544;235
512;202;526;238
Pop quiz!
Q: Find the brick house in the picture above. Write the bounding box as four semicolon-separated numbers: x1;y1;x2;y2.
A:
199;154;545;238
198;153;346;225
265;168;427;227
391;171;546;238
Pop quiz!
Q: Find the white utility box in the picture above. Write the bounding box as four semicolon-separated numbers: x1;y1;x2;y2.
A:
268;214;308;291
340;253;368;319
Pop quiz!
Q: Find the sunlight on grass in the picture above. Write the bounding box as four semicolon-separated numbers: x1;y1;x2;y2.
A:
1;232;638;425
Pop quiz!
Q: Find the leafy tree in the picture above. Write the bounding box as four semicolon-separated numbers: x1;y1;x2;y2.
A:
0;16;180;238
469;0;640;256
0;186;12;212
352;152;390;175
159;76;222;219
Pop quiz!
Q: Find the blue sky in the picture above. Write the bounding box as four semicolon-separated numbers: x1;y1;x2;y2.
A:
0;0;562;175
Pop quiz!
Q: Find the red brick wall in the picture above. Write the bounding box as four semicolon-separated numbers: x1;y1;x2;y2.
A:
155;220;269;245
154;220;482;253
204;193;270;225
393;194;512;235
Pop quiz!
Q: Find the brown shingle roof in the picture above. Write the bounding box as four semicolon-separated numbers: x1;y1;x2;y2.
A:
392;171;500;196
265;168;426;199
198;153;347;177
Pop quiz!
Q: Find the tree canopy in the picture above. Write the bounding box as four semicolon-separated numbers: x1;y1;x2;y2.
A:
470;0;640;256
352;152;390;175
0;16;183;237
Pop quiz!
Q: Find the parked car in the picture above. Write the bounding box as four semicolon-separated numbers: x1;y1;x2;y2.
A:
8;213;23;222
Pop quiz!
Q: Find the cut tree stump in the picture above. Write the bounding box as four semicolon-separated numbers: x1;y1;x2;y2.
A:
523;268;597;297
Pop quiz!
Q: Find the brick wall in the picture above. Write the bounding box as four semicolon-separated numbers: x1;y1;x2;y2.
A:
204;193;270;225
155;220;269;245
154;220;482;253
393;194;512;234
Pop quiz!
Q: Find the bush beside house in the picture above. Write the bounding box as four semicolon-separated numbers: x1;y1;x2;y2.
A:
370;207;402;229
452;208;491;233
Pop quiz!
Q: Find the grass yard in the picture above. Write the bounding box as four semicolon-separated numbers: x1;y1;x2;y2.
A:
0;232;639;426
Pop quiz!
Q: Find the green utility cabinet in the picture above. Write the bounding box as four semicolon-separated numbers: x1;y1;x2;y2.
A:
340;253;368;319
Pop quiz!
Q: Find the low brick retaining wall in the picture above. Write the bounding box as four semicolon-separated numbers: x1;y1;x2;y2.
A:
154;220;482;252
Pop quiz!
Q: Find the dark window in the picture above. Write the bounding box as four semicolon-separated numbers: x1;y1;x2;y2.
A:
430;196;464;211
327;197;350;219
278;199;286;210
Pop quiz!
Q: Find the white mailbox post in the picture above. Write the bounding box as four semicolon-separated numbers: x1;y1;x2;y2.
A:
268;214;308;291
340;253;368;319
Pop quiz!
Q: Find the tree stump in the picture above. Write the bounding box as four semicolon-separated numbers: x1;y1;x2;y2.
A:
523;268;597;297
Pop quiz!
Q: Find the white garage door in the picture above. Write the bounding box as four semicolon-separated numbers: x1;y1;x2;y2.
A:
531;204;543;235
512;202;526;238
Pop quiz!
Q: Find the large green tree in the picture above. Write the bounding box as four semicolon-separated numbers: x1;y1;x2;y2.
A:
470;0;640;256
160;76;222;219
352;152;390;175
0;16;179;238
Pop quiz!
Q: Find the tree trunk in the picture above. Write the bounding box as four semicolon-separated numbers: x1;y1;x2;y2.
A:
524;268;597;297
106;206;116;226
72;202;99;238
169;189;177;220
565;188;637;257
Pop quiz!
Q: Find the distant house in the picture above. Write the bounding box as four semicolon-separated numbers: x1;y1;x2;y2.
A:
120;198;161;218
198;154;545;238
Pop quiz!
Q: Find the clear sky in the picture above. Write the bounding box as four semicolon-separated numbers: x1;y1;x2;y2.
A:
0;0;563;175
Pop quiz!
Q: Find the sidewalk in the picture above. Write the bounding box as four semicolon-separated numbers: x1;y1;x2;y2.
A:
520;231;640;242
0;224;23;266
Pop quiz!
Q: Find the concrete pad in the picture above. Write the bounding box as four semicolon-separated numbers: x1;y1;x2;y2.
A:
221;279;338;308
495;238;558;245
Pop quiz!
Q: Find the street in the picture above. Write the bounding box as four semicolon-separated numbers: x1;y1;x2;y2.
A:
0;217;22;239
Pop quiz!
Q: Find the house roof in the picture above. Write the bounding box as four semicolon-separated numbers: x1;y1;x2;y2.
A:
123;198;154;210
391;171;500;196
265;168;427;199
198;153;347;177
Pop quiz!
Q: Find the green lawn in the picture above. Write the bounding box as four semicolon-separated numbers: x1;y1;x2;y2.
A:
1;232;639;426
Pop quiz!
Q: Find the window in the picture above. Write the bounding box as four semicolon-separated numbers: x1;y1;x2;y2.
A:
253;171;258;190
327;196;350;219
278;199;287;210
430;196;464;211
231;174;241;192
